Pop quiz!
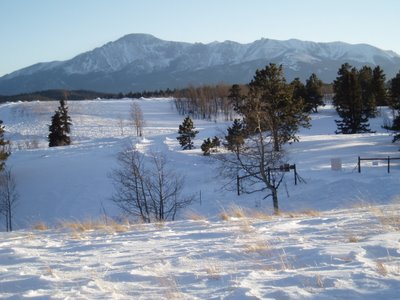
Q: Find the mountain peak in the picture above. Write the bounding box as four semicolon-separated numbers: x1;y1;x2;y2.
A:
1;34;399;95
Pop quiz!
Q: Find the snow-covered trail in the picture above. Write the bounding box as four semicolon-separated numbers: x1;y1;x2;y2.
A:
1;205;399;299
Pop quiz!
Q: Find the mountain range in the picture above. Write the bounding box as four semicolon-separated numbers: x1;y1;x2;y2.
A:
1;33;400;96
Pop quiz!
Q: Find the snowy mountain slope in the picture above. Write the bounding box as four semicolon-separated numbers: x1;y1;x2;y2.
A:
1;34;400;95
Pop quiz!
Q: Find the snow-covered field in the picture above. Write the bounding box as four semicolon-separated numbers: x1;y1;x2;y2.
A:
0;98;399;299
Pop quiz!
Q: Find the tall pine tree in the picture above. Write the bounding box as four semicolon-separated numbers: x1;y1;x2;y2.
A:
389;70;400;142
239;63;310;152
305;73;324;113
372;66;387;106
333;63;372;134
224;119;245;153
177;116;198;150
48;99;72;147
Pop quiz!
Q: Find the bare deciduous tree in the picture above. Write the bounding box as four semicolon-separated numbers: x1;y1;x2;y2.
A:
110;148;193;222
0;169;18;232
218;116;285;213
131;102;145;137
117;114;126;136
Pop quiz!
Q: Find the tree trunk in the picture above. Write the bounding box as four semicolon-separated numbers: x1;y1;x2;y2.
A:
8;208;12;232
272;187;279;214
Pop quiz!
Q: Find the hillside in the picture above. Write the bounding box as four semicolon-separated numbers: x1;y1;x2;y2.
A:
0;98;399;298
1;34;400;95
0;98;398;226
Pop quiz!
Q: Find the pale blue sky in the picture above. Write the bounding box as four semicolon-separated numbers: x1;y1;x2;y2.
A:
1;0;399;77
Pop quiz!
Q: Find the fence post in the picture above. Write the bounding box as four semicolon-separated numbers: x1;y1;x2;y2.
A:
294;164;297;186
358;156;361;173
388;156;391;173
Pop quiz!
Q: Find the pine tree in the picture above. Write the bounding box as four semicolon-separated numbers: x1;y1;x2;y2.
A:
228;84;243;111
176;117;198;150
372;66;388;106
0;120;10;171
333;64;372;134
224;119;245;153
389;70;400;142
239;63;310;152
201;136;221;155
305;73;324;113
201;138;213;156
48;99;72;147
358;66;377;117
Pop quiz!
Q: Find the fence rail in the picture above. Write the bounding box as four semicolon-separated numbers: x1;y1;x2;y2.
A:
358;156;400;173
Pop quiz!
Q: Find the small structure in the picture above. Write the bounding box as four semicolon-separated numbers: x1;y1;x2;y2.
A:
331;158;342;171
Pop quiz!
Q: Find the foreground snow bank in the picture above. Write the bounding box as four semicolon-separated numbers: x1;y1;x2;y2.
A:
1;204;399;299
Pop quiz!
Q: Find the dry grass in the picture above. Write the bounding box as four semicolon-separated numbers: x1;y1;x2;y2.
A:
315;274;325;288
347;235;360;243
185;211;207;221
277;210;321;218
60;220;103;232
158;276;183;300
368;204;400;231
220;211;230;221
244;241;270;253
231;205;247;218
33;222;49;231
376;260;388;276
45;266;55;277
378;214;400;231
238;219;255;233
249;211;272;220
219;205;249;221
204;262;222;280
57;218;129;234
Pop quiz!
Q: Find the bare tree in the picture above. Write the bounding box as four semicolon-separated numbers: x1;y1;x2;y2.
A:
131;102;145;137
0;169;18;232
110;148;193;222
117;114;126;136
218;115;286;214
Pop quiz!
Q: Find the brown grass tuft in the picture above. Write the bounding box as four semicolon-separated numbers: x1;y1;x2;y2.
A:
33;222;49;231
244;241;270;253
376;261;388;276
185;211;207;221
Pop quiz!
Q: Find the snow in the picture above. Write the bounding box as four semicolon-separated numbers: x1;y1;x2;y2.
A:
0;98;399;298
6;35;399;79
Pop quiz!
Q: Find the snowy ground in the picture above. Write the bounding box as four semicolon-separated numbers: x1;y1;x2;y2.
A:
0;98;399;298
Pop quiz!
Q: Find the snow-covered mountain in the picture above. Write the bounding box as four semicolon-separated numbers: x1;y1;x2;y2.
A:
1;33;400;95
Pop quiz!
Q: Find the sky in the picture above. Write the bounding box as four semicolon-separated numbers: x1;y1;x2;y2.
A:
0;0;399;77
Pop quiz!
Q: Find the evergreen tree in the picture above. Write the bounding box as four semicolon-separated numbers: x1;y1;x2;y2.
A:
0;120;10;171
201;136;221;155
228;84;243;111
224;119;245;153
239;63;310;152
358;66;377;117
372;66;387;106
48;99;72;147
389;71;400;142
290;77;309;113
333;64;372;134
176;117;199;150
201;138;214;156
305;73;324;113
